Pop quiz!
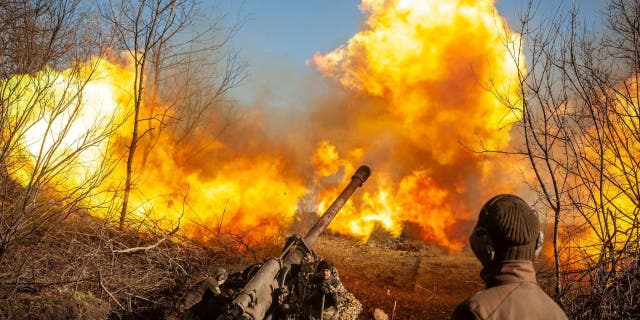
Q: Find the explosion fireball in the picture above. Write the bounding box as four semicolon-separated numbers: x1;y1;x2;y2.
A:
309;0;523;248
4;0;525;250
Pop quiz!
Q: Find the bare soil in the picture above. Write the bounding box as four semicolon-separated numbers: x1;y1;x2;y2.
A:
313;235;483;320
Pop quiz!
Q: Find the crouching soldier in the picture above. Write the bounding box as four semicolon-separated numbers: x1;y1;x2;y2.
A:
304;260;345;320
452;194;568;320
177;267;229;319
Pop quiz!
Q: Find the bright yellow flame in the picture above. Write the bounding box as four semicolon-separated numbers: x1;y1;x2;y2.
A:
561;77;640;261
4;55;307;245
4;0;529;250
313;141;463;249
313;0;523;164
5;57;130;194
309;0;523;249
312;140;341;177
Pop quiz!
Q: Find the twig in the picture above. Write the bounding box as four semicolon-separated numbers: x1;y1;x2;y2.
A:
134;295;152;302
415;283;436;301
0;277;97;288
391;299;397;320
217;197;230;236
99;270;124;310
112;226;179;254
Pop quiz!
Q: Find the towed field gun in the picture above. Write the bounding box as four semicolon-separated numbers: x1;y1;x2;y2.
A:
194;165;370;320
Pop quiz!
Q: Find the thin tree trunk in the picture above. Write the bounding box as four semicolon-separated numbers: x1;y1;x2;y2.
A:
119;61;144;230
553;206;562;304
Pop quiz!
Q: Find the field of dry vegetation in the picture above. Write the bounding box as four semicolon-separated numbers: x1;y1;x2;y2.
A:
0;217;483;320
0;204;638;320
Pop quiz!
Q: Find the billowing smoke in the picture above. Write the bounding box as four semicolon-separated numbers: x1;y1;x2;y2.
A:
7;0;524;249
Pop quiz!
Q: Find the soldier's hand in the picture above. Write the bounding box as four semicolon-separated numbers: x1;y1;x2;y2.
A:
322;284;336;294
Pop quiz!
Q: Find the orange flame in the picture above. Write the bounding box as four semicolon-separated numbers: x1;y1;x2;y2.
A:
5;55;307;245
308;0;523;248
555;77;640;265
5;0;526;250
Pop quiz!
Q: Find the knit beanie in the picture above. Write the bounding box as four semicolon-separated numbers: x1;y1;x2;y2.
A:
477;194;540;261
317;260;333;272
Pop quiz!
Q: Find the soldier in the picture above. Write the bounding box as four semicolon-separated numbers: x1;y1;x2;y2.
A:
304;260;344;320
177;267;228;318
451;194;568;320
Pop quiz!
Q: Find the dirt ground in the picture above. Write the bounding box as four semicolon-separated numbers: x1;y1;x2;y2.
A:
313;235;483;320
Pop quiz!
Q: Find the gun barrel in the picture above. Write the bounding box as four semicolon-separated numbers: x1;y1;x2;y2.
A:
303;165;371;246
224;165;371;320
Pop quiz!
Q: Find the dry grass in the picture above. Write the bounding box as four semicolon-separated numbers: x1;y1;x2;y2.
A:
5;215;635;320
0;218;484;320
0;214;225;319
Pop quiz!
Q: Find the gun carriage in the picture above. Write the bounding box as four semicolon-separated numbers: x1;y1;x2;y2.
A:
207;166;370;320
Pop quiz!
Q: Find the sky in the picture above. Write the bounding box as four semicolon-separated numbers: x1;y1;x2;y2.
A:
213;0;605;107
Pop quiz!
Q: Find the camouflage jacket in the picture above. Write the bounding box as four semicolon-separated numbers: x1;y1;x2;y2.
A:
304;273;345;309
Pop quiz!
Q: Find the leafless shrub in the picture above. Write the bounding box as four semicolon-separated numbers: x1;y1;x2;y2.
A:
0;210;224;317
494;0;640;318
99;0;246;230
0;0;115;266
0;1;249;316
